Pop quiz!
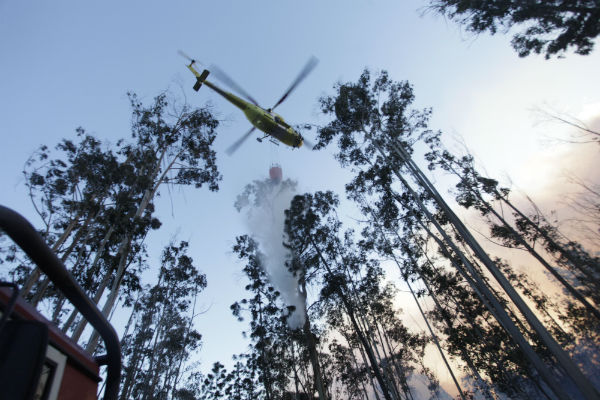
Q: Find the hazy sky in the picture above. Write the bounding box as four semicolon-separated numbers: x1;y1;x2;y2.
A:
1;0;599;392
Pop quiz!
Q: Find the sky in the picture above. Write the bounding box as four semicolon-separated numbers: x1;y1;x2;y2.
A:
1;0;599;395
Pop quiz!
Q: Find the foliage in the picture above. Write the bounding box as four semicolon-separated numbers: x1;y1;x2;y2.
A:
119;241;207;400
427;0;600;58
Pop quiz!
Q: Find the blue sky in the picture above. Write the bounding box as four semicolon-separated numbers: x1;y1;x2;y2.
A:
1;0;599;392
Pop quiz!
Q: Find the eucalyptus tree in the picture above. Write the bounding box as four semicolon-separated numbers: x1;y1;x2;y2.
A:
197;362;232;399
285;190;432;400
314;69;599;399
424;138;600;321
119;241;206;400
235;176;329;400
12;129;147;334
349;143;571;398
230;235;297;400
2;90;221;353
423;142;600;380
426;0;600;58
18;130;121;301
171;358;254;400
82;92;220;353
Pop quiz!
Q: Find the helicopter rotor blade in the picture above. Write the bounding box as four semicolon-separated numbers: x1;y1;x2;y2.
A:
270;56;318;112
210;65;260;106
226;127;256;156
178;50;200;65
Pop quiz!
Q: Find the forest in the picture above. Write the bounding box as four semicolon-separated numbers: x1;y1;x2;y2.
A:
1;1;600;400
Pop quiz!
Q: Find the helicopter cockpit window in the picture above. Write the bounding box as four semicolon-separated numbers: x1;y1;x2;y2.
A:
274;116;283;124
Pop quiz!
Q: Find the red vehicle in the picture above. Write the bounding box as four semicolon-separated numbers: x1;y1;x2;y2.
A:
0;206;121;400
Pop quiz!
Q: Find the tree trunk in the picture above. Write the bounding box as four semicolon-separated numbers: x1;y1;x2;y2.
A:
86;148;175;354
440;159;600;319
169;286;199;399
63;225;115;334
85;237;133;354
343;328;381;400
378;139;595;400
309;234;393;400
475;190;600;320
299;280;328;400
21;214;80;298
499;191;600;285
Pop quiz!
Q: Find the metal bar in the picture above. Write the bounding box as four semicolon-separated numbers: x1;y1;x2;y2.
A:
0;205;121;400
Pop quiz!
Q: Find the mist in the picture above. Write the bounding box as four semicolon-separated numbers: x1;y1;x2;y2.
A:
237;176;306;329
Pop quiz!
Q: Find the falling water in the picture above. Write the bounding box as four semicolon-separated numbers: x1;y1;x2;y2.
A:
237;176;306;329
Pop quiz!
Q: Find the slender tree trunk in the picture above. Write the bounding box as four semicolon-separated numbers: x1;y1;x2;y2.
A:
141;283;173;400
439;159;600;318
85;237;133;353
372;318;404;400
86;147;178;353
258;298;273;400
336;248;399;399
403;269;466;400
63;225;115;334
499;191;600;285
120;330;148;399
21;214;80;298
357;344;382;400
361;314;401;400
309;234;393;400
476;190;600;320
30;212;94;307
417;250;495;399
299;281;328;400
170;286;200;399
376;139;596;400
291;342;302;399
344;328;381;400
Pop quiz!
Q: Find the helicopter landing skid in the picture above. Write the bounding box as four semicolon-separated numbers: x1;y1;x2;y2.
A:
256;134;271;143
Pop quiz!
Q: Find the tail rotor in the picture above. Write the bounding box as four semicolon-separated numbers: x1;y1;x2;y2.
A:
178;50;198;66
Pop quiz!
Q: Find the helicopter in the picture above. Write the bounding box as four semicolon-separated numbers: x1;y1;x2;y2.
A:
179;51;317;155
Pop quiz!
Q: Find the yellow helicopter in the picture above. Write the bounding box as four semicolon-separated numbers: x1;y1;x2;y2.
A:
179;51;317;155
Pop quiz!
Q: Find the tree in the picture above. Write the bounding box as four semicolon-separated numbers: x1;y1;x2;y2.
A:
18;130;122;302
424;137;600;321
314;68;599;399
2;91;222;355
83;92;220;353
426;0;600;58
119;241;206;400
285;191;437;400
235;177;328;400
230;235;299;400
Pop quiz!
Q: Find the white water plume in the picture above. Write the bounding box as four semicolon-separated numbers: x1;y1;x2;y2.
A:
239;178;306;329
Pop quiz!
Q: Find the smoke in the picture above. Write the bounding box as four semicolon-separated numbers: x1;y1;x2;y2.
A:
238;178;306;329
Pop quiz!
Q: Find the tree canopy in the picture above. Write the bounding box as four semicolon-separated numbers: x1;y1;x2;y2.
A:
427;0;600;58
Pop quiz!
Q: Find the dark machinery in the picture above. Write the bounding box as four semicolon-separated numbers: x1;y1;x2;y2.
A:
0;205;121;400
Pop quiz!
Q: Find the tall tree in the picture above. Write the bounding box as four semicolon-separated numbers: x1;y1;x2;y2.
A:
18;130;121;301
119;241;206;400
230;235;298;400
84;92;220;353
426;0;600;58
235;177;329;399
285;191;436;400
314;68;600;399
424;138;600;320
